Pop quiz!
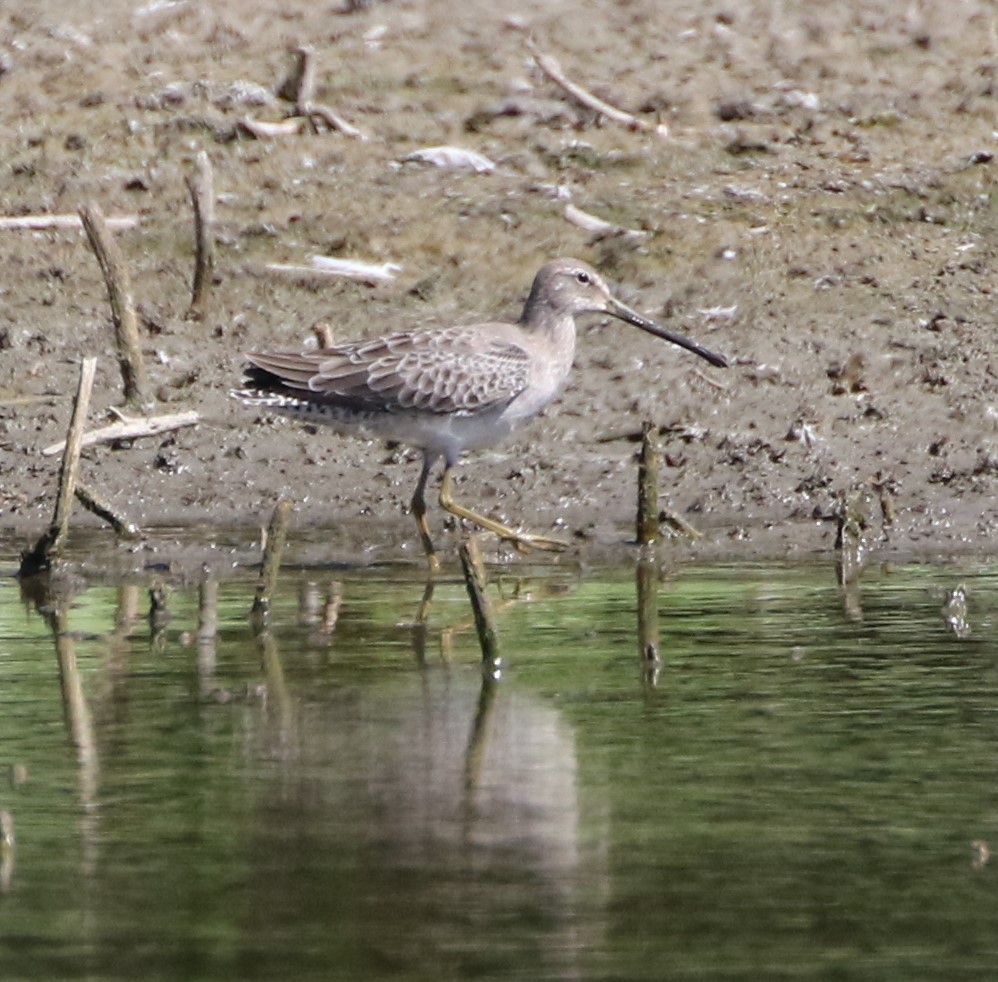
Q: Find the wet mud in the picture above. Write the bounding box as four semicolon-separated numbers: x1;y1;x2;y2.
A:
1;0;996;566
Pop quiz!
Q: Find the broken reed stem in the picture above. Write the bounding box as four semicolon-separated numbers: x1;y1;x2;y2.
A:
525;37;669;138
78;203;150;408
41;409;200;457
458;535;500;667
637;420;660;545
278;45;317;107
251;498;293;618
74;484;141;538
19;357;97;576
186;151;216;320
302;103;367;139
0;213;139;231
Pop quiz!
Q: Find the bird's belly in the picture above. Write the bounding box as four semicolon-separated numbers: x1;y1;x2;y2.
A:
253;378;559;462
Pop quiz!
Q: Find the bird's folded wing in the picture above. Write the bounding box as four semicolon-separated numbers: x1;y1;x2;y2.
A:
248;328;532;415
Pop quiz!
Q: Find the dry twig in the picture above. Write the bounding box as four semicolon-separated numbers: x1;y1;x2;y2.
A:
20;357;96;575
41;409;200;456
277;45;317;106
79;202;151;408
186;150;216;320
301;102;367;139
660;507;703;539
260;257;399;285
74;484;141;538
0;213;140;231
564;203;648;241
237;117;304;139
526;37;669;138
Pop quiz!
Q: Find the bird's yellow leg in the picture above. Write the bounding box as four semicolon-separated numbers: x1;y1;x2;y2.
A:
411;459;441;574
438;465;567;554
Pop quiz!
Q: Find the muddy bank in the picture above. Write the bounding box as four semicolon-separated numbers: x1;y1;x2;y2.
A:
1;0;996;566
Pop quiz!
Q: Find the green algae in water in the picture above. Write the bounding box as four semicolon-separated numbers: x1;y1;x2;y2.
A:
0;559;996;981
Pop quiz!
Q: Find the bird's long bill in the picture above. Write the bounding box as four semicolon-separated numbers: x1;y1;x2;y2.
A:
609;297;729;368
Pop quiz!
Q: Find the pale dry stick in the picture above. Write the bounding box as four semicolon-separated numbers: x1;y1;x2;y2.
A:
301;102;368;140
268;45;368;140
691;366;730;392
564;203;648;241
237;117;304;140
19;357;97;576
41;408;199;456
277;44;317;106
79;203;151;408
260;260;397;285
0;395;57;408
282;43;367;139
0;214;139;231
525;37;669;138
186;150;216;320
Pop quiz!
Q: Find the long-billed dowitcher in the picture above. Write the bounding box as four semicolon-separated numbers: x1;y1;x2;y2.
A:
235;258;728;571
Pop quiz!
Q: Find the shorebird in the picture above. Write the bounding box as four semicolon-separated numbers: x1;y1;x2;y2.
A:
236;258;728;571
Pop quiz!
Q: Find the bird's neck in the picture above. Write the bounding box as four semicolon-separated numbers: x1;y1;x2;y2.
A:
519;307;577;377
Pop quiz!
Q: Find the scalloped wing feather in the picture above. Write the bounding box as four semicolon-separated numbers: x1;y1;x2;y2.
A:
247;327;531;415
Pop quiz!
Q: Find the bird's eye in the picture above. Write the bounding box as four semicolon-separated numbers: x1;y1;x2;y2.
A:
575;270;591;285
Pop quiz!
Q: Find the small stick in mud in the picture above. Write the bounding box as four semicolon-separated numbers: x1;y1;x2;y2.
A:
660;507;703;540
637;420;661;545
274;43;367;140
458;534;500;668
0;213;140;231
237;117;303;140
525;38;669;138
78;202;151;409
302;103;367;139
74;484;141;538
277;45;317;107
19;357;97;577
186;150;216;321
41;408;200;457
259;256;399;284
564;203;648;242
251;498;293;618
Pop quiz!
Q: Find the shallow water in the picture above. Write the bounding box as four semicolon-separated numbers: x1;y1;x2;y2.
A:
0;550;996;981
